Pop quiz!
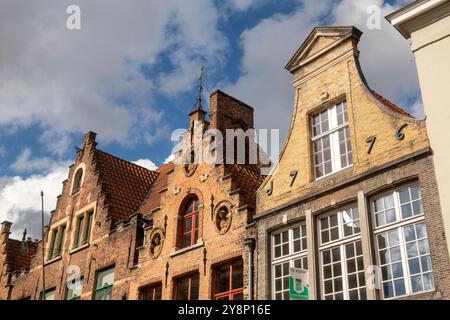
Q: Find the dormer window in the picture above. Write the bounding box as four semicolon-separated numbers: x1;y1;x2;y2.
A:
71;167;84;195
311;101;352;179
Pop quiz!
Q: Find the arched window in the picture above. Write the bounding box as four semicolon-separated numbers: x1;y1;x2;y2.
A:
179;196;200;249
72;168;83;195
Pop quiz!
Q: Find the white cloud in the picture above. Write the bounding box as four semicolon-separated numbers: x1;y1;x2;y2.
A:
228;0;259;11
0;164;68;239
330;0;421;106
224;0;422;143
0;0;227;155
410;99;426;120
164;153;176;164
10;148;69;173
133;159;158;171
223;0;333;140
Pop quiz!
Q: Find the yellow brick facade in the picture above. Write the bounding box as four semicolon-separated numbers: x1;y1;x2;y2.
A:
257;26;429;215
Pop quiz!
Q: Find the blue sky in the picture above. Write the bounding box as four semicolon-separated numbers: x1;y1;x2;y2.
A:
0;0;418;238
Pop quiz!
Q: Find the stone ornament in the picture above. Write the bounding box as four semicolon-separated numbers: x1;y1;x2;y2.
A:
200;172;209;182
184;162;197;177
172;186;181;196
215;204;232;235
183;149;198;177
150;229;164;259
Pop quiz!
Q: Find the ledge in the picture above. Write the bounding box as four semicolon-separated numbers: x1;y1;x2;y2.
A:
159;187;168;193
169;240;204;258
69;243;90;255
256;147;431;219
44;255;62;266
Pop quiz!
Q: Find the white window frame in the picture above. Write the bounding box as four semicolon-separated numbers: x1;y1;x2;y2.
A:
372;184;435;299
317;206;366;300
311;101;352;180
271;223;308;300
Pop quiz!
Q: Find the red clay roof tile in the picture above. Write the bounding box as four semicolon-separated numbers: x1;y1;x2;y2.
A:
95;150;159;221
372;91;413;118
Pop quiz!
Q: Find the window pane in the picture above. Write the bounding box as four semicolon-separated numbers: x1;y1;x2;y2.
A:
94;286;113;300
190;275;199;300
215;264;230;293
154;285;162;300
274;234;281;246
96;267;115;290
85;212;93;243
411;186;421;200
274;246;281;258
44;289;56;300
66;278;83;300
184;217;192;232
176;277;189;300
232;260;244;290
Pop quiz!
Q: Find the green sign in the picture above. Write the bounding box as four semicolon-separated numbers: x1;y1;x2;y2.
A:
289;267;309;300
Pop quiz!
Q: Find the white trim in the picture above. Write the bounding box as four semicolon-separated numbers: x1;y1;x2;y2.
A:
390;0;446;26
311;102;353;180
271;222;308;300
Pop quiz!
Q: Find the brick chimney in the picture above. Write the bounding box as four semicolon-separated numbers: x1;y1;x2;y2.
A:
209;90;254;132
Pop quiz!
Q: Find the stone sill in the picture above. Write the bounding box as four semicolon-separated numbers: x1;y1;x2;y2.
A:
69;243;90;255
44;255;62;266
169;240;204;258
71;190;81;198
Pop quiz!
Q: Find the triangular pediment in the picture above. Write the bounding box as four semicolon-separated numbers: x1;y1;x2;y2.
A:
285;26;362;73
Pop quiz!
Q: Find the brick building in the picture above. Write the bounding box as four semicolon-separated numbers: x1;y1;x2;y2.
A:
0;90;264;300
253;26;450;300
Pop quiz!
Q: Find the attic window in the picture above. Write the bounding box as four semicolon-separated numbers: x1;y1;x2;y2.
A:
311;101;352;179
72;168;84;195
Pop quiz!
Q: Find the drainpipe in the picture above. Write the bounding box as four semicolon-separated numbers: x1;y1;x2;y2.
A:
244;238;256;300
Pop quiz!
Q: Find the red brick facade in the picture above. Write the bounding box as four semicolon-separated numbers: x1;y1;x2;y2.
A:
0;90;264;300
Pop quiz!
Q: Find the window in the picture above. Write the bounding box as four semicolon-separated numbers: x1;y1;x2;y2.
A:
72;168;83;195
174;273;199;300
318;206;366;300
73;211;93;249
372;185;434;299
47;224;67;260
66;277;83;300
271;223;308;300
139;283;162;300
43;288;56;300
93;267;115;300
180;197;200;249
213;260;244;300
311;101;352;179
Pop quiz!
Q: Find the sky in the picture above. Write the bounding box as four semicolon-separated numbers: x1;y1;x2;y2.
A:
0;0;420;239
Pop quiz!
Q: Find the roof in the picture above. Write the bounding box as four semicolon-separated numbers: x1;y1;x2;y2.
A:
4;239;38;273
230;165;265;207
95;150;159;221
138;161;175;217
285;26;362;73
385;0;449;39
372;91;414;118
